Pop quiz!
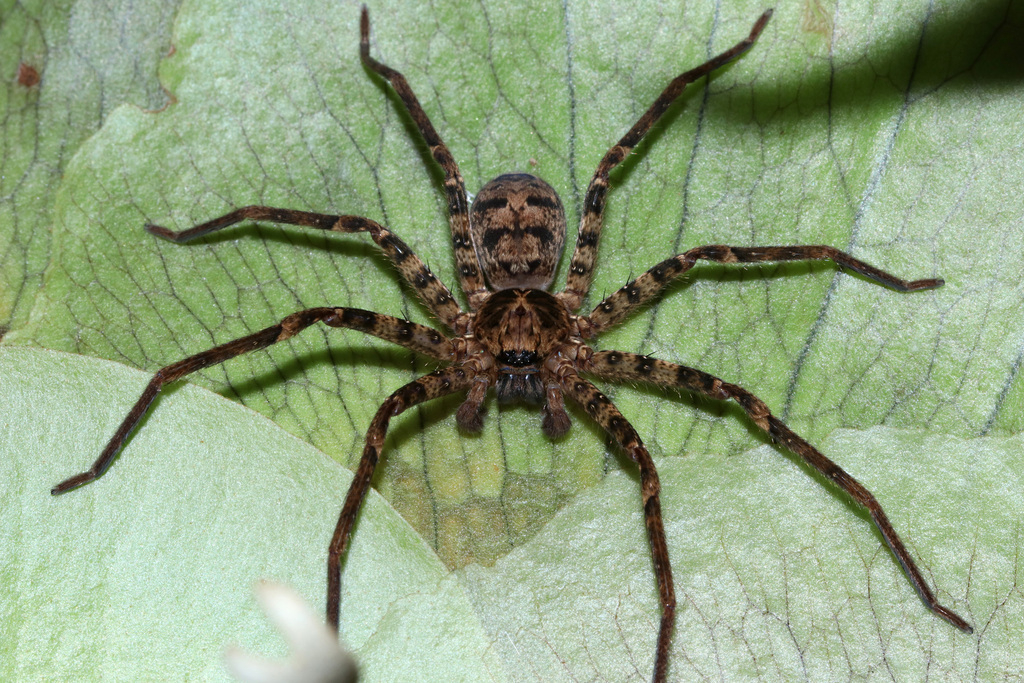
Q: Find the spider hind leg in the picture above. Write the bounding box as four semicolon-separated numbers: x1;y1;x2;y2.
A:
586;350;973;634
326;366;474;626
561;370;677;681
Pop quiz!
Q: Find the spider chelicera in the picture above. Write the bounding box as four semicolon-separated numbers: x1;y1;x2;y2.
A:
53;6;972;681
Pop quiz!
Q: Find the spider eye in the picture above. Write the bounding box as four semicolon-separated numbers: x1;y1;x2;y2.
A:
496;350;538;367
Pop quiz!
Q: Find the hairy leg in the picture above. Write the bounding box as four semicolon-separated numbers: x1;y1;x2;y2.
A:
561;369;676;683
147;209;466;331
559;11;773;311
586;349;972;633
52;308;453;494
326;365;474;626
584;244;942;333
360;7;487;311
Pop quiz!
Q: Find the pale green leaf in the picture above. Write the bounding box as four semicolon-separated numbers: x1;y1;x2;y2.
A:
0;347;500;682
3;347;1022;681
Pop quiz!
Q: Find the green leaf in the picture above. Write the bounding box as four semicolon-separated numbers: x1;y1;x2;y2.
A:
0;0;181;333
11;0;1024;567
4;347;1022;680
3;0;1024;679
0;347;499;681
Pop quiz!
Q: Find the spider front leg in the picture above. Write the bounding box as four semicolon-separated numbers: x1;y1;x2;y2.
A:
560;370;676;683
326;365;474;627
585;350;973;634
360;7;487;310
585;244;944;332
51;308;454;494
146;208;466;332
559;9;773;310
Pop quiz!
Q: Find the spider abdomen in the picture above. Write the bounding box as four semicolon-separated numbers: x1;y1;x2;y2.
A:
473;288;571;404
470;173;566;291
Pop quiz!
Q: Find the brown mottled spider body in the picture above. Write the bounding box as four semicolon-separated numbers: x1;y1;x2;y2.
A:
53;6;971;681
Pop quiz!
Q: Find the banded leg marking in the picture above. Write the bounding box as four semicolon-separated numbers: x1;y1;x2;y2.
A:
560;10;773;311
587;350;972;634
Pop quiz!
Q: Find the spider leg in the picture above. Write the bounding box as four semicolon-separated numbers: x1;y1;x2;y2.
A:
51;308;454;494
146;209;466;332
560;371;675;683
586;350;973;634
585;244;944;333
559;10;773;311
360;7;488;311
326;365;474;627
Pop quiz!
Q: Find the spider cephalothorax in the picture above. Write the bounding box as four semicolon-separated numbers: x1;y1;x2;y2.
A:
53;6;971;682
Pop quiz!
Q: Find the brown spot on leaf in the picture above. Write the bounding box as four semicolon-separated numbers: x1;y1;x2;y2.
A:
17;63;40;88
